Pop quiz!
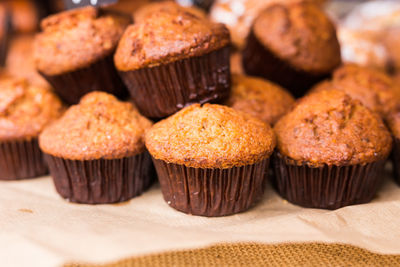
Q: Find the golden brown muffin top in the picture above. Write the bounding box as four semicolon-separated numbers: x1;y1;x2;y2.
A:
253;2;341;74
0;77;64;141
145;104;276;169
114;3;230;71
226;74;295;125
133;1;206;23
39;92;152;160
274;90;392;166
310;64;400;118
34;6;131;76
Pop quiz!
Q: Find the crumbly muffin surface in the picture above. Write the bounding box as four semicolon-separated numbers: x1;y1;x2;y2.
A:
114;4;230;71
227;74;295;125
34;6;130;75
39;92;152;160
0;78;64;141
274;89;392;166
145;104;276;169
310;64;400;118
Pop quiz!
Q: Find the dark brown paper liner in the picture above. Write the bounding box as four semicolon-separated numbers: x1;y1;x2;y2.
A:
242;31;330;98
119;46;231;119
152;158;270;217
40;53;127;105
272;152;386;209
0;138;47;180
391;137;400;185
44;152;155;204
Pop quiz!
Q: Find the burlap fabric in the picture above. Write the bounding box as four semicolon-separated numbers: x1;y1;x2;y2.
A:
67;243;400;267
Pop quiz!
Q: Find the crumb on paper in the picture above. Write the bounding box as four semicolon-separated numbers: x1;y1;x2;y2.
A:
18;208;33;213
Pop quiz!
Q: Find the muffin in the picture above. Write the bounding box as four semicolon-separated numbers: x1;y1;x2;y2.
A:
114;4;231;119
242;2;341;97
145;104;276;216
273;89;392;209
133;1;206;23
226;74;295;125
34;7;131;104
6;34;50;88
310;64;400;119
0;77;64;180
39;92;154;204
209;0;327;49
387;111;400;185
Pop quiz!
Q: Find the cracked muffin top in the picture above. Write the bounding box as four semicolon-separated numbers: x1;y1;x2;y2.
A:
0;77;64;141
39;92;152;160
274;89;392;166
34;6;131;76
226;74;295;125
310;64;400;118
114;2;230;72
145;104;276;169
252;2;341;74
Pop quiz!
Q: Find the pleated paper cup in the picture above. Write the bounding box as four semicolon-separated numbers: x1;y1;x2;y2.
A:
242;31;329;98
272;152;387;209
40;53;128;105
45;152;155;204
152;158;270;217
0;138;48;180
119;46;231;119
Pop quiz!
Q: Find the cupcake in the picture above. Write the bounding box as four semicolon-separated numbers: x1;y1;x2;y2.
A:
242;2;341;97
145;104;276;216
114;4;231;119
273;89;392;209
39;92;154;204
0;77;64;180
226;74;295;125
34;6;131;104
310;64;400;119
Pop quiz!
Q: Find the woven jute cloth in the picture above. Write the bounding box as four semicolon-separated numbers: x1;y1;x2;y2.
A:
66;242;400;267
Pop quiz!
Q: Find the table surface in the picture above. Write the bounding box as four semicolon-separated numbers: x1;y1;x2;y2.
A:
1;168;400;267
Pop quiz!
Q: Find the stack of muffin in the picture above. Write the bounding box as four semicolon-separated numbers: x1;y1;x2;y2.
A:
0;1;399;217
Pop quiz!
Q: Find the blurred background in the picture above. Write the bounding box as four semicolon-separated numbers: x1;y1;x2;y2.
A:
0;0;399;86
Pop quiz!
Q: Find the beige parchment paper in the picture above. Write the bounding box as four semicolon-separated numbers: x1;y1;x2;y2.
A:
1;167;400;267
